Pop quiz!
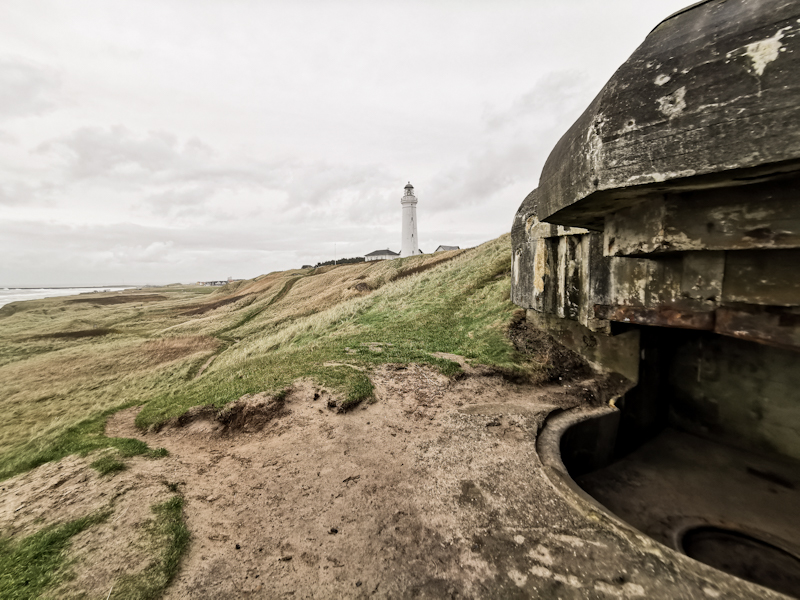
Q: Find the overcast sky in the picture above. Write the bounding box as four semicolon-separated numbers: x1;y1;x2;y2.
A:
1;0;690;286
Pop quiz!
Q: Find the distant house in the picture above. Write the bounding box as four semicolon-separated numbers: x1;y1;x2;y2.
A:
434;245;459;253
365;249;400;262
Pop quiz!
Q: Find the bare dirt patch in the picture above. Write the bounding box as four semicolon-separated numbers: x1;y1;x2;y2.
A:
29;328;119;340
68;294;168;305
165;392;290;435
94;369;592;599
350;282;372;293
2;362;773;598
0;453;176;599
506;311;595;384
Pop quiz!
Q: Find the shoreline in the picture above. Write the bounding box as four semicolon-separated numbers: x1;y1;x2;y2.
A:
0;286;137;309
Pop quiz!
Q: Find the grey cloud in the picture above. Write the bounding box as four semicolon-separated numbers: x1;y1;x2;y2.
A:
35;125;394;224
0;181;35;205
37;126;186;179
426;70;602;214
0;180;58;206
2;219;352;258
0;57;61;120
280;159;395;209
141;186;215;217
485;70;596;131
38;125;289;192
0;218;400;285
426;142;540;214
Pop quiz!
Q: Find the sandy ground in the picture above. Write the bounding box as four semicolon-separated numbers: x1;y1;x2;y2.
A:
1;361;788;599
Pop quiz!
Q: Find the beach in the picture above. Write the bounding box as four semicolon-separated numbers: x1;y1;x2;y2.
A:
0;287;134;309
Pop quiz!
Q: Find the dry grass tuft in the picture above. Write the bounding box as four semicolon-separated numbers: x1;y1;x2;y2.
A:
390;249;466;282
140;337;220;365
1;237;529;475
179;294;253;316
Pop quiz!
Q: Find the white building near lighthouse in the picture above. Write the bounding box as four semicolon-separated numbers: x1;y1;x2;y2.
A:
400;182;419;257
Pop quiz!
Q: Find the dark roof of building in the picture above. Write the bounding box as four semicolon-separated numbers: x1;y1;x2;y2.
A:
365;249;400;257
404;182;414;189
435;245;459;252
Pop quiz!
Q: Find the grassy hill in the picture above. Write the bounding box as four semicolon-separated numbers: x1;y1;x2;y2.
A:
0;234;525;481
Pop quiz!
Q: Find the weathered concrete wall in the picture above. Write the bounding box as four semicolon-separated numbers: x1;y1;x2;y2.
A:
510;3;800;595
526;310;639;383
511;188;605;332
513;183;800;351
535;0;800;230
669;333;800;461
511;0;800;465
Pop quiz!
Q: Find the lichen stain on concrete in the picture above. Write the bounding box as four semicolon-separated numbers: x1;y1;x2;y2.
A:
595;580;646;597
654;73;672;86
586;114;607;176
554;572;584;588
662;230;705;251
512;249;521;285
557;224;589;236
553;533;607;548
528;544;554;566
707;206;775;224
528;564;554;579
525;215;535;236
726;25;793;76
626;168;697;185
656;86;687;118
507;569;528;588
533;238;547;294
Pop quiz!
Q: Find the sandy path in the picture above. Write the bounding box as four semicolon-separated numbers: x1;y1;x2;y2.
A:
105;366;573;598
3;363;781;598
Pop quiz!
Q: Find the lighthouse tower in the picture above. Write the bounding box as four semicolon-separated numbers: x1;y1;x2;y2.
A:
400;182;419;257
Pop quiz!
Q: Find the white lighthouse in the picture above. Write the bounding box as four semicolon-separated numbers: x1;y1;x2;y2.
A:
400;182;419;257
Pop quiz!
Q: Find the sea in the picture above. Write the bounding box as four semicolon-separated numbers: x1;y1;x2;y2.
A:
0;287;135;309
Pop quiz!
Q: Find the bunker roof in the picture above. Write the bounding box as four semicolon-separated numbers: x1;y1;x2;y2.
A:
535;0;800;230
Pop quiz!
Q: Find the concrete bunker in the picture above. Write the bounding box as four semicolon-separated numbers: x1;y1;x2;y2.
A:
512;1;800;597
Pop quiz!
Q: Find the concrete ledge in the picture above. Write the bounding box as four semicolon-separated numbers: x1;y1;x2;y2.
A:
535;405;793;599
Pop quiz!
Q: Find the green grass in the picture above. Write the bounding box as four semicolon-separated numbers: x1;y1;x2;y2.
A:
0;404;168;481
109;496;190;600
0;495;190;600
0;509;110;600
3;235;524;468
89;454;128;476
217;276;303;335
135;235;520;428
0;234;529;600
